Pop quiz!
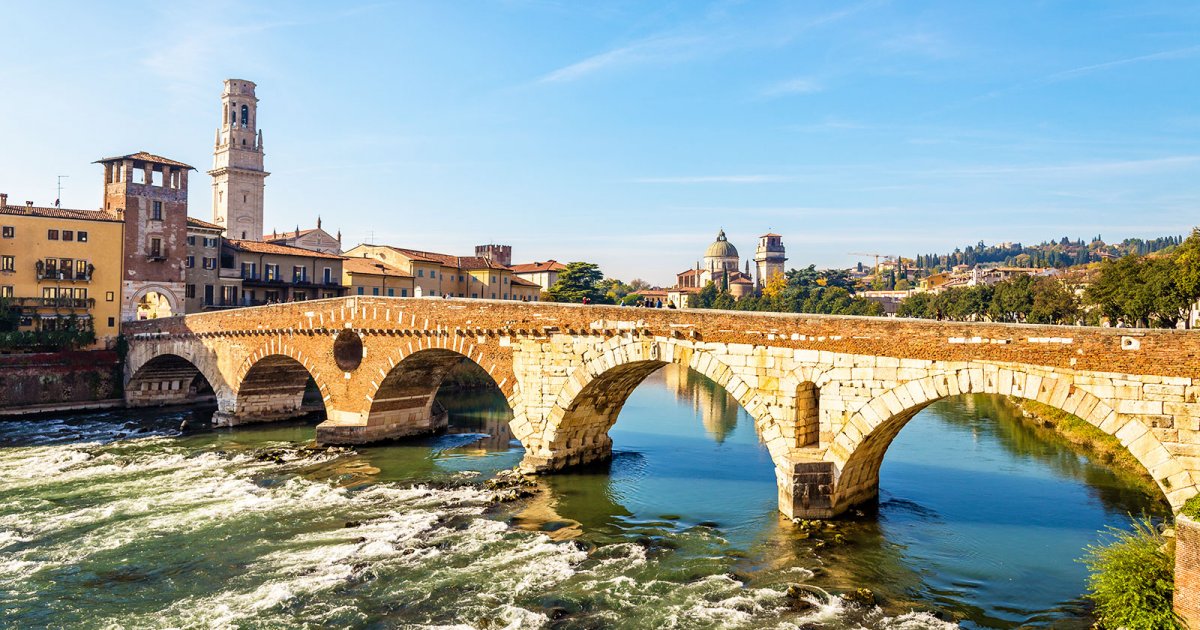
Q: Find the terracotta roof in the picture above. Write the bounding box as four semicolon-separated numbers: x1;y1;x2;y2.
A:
386;246;508;270
187;216;224;231
760;232;782;237
677;268;703;277
510;260;567;273
0;204;121;223
265;228;318;241
509;276;541;287
94;152;195;170
343;257;412;277
225;238;345;260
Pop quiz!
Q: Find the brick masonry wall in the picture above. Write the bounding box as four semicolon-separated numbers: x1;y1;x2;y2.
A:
1177;514;1200;626
0;350;121;409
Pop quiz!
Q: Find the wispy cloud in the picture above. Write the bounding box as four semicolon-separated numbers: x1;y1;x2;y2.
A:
761;77;824;97
629;174;795;184
537;35;704;83
930;155;1200;178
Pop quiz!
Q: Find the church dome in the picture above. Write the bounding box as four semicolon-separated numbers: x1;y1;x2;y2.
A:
704;230;739;259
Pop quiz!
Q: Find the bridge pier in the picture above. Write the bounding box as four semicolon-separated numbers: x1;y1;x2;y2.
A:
519;435;614;472
315;403;449;445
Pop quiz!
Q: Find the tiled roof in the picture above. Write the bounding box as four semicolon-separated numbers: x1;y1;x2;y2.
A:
510;260;567;273
187;217;224;231
760;232;783;237
386;247;508;270
343;257;412;277
0;204;122;223
94;152;195;170
509;276;541;287
225;238;345;260
265;228;317;241
677;268;702;277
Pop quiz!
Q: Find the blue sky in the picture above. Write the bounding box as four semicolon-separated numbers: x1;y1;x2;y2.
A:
2;1;1197;285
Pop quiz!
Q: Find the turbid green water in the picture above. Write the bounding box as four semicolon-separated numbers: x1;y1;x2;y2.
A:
0;365;1166;628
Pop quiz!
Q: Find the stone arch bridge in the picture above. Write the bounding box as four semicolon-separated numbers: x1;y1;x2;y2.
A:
123;296;1200;519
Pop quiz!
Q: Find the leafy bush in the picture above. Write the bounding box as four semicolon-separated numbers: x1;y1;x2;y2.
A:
1081;516;1179;629
1182;495;1200;520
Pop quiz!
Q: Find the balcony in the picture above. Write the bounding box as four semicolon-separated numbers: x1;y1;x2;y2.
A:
146;246;168;261
34;262;95;283
9;297;95;310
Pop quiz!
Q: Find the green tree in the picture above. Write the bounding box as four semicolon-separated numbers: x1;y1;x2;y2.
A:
546;262;607;303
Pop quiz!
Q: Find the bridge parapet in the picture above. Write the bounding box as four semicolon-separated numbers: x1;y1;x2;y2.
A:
122;297;1200;518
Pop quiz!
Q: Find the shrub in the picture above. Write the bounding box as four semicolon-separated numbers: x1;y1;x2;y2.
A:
1081;515;1180;629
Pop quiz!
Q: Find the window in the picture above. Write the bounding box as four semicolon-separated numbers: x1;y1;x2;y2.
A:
186;284;196;299
107;317;114;327
357;287;364;295
204;237;218;248
187;236;196;246
241;104;249;127
75;260;88;277
292;266;307;283
203;257;216;270
323;267;333;284
186;256;195;268
491;293;496;299
294;291;307;301
417;269;424;277
48;229;59;240
1;226;12;238
78;231;87;243
43;287;58;299
387;288;394;297
471;293;478;299
222;286;238;305
265;264;280;281
401;289;409;297
149;238;162;258
241;262;257;279
62;230;73;242
372;287;379;296
59;259;73;279
204;285;214;306
151;201;163;220
106;291;114;302
0;286;11;298
74;288;87;301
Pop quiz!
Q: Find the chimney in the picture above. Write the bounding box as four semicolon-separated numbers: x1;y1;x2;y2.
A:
0;193;6;207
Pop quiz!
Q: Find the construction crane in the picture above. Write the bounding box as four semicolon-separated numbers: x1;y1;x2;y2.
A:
848;252;895;275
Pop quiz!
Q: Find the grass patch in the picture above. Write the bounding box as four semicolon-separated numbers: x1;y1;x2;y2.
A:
1081;515;1180;629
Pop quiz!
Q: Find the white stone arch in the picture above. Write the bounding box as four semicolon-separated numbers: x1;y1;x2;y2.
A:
827;365;1194;512
129;284;181;319
522;336;789;472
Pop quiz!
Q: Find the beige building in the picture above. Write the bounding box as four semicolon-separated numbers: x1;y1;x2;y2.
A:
219;239;345;306
345;244;541;301
343;257;414;297
0;194;124;348
185;217;225;312
509;260;566;292
264;220;342;255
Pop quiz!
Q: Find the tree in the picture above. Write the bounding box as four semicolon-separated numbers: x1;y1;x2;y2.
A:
628;278;651;292
546;262;607;303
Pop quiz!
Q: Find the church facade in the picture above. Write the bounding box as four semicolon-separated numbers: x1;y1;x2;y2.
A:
668;230;786;307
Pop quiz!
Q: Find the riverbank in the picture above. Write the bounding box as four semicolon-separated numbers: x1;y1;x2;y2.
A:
1011;397;1164;501
0;350;122;411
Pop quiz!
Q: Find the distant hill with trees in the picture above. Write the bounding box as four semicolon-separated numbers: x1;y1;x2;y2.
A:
910;234;1184;271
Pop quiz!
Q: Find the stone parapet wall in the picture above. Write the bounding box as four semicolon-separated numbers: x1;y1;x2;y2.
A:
0;350;121;411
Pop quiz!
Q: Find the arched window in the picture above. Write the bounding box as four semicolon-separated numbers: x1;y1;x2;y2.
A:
230;103;236;125
241;105;249;128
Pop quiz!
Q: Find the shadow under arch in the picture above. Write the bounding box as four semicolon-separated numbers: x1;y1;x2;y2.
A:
230;353;328;426
365;348;512;440
126;353;220;408
828;370;1185;514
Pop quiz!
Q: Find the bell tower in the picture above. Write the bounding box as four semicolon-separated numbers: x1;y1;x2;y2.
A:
210;79;268;241
754;233;786;288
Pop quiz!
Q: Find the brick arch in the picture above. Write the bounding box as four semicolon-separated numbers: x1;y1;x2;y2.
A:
364;346;512;431
521;337;787;472
827;367;1192;513
127;343;228;396
126;349;228;405
231;340;332;422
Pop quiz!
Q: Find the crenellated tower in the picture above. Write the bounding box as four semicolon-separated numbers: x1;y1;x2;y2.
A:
209;79;268;241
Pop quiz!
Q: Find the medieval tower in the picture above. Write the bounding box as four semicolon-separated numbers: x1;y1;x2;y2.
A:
210;79;268;241
754;233;786;288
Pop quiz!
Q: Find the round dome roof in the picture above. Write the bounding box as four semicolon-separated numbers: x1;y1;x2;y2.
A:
704;229;739;258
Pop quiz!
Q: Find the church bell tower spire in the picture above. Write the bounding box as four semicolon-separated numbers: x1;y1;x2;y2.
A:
210;79;269;241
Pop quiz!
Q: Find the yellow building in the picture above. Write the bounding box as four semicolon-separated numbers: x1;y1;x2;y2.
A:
0;194;124;349
344;244;541;301
343;257;415;297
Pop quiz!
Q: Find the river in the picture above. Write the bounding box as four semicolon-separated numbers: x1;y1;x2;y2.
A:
0;364;1166;628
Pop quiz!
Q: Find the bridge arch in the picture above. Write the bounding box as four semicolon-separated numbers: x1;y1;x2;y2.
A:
227;344;331;427
360;347;511;441
827;367;1194;514
126;352;224;408
521;337;795;473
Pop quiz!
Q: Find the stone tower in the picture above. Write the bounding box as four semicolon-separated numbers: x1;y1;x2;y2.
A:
210;79;268;241
754;233;786;288
96;152;194;321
